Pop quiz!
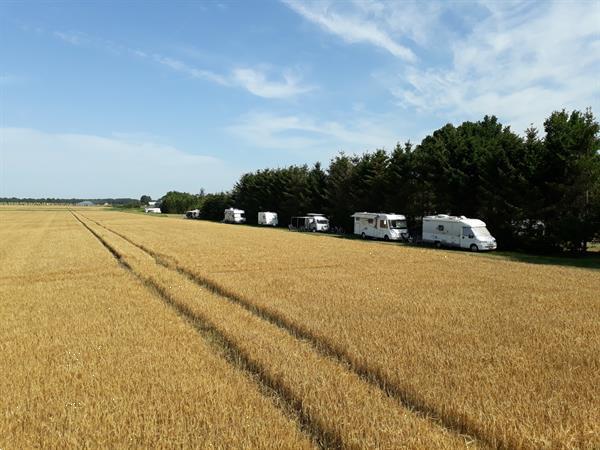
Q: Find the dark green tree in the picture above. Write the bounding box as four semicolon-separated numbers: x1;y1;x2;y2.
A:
325;153;356;231
307;162;328;214
200;192;233;221
538;109;600;251
160;191;202;214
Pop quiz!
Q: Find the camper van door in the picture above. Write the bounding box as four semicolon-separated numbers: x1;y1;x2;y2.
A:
448;222;461;246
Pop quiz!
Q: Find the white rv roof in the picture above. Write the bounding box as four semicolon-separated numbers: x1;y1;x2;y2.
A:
351;212;406;220
293;215;327;219
423;215;486;227
224;208;245;213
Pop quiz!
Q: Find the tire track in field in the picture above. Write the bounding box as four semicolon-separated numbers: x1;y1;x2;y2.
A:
80;213;492;449
70;211;331;449
75;212;477;448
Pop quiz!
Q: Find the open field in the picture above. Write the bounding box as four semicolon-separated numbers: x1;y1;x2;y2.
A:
2;207;599;448
0;210;313;448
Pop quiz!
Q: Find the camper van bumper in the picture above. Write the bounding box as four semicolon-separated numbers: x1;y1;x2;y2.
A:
476;240;497;250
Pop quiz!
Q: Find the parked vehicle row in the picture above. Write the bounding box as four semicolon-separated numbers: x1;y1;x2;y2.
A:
182;207;497;252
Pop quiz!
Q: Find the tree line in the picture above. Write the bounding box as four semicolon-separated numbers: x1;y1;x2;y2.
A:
162;109;599;252
0;197;138;205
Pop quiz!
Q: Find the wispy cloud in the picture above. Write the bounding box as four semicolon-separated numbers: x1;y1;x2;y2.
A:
50;29;312;99
283;0;599;133
149;56;311;98
151;54;229;85
282;0;416;62
387;1;600;132
232;67;314;99
0;128;237;197
227;111;397;155
53;31;89;46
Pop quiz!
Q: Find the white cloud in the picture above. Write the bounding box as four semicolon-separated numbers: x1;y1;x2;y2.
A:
388;1;600;132
232;67;314;99
284;0;599;133
53;31;89;46
282;0;416;61
151;54;230;85
227;111;397;156
150;57;312;99
0;128;238;198
350;0;445;48
50;29;312;99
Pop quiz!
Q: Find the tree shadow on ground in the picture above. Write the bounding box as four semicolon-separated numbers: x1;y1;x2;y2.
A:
484;250;600;271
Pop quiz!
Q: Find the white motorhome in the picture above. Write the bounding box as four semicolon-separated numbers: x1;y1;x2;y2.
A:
422;215;497;251
223;208;246;224
289;213;329;232
258;211;278;227
144;207;161;214
185;209;200;219
352;212;408;241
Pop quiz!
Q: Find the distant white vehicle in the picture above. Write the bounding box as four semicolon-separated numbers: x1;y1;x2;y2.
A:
223;208;246;224
147;201;157;207
258;211;278;227
352;212;408;241
289;213;329;232
185;209;200;219
144;207;161;214
422;214;497;251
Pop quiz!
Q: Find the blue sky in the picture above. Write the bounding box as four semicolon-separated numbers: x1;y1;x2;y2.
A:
1;0;598;198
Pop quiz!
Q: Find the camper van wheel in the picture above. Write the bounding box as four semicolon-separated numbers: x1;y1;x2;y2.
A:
470;244;479;252
384;235;390;241
361;232;367;240
435;241;441;249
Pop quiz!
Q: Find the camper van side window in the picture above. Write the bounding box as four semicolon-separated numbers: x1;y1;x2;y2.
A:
380;220;387;228
437;225;444;231
368;219;373;224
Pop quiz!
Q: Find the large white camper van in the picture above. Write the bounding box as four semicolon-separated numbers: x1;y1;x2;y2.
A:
258;211;278;226
352;212;408;241
223;208;246;224
289;213;329;232
422;215;496;251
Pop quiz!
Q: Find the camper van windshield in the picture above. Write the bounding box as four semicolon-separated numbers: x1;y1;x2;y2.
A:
317;219;328;224
473;227;492;238
389;219;407;229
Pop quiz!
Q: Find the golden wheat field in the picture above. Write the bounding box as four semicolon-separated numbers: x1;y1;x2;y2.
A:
2;207;599;449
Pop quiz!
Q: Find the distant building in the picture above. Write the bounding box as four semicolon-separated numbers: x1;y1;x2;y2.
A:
148;201;157;206
76;201;95;207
